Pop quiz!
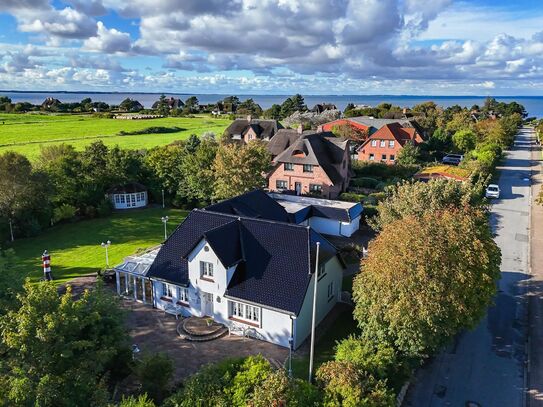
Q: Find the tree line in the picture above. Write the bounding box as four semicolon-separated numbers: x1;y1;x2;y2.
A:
0;136;271;242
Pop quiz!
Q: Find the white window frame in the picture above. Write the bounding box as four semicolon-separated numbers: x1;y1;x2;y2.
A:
369;154;375;161
161;282;174;298
390;155;395;162
389;140;395;148
327;281;334;299
380;140;386;147
200;261;214;279
176;286;189;303
230;300;260;325
284;163;294;171
371;139;377;147
303;164;314;173
309;184;322;193
317;263;326;279
276;180;288;189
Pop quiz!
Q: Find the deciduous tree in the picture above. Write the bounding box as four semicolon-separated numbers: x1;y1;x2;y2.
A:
353;208;501;359
213;141;271;200
1;281;130;406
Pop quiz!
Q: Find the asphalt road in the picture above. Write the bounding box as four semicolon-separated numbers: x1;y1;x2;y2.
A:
405;127;533;407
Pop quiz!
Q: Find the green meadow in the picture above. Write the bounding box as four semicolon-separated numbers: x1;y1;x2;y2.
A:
7;207;189;284
0;113;231;159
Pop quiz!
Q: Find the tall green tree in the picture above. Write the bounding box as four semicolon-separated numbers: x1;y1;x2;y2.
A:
0;152;49;241
396;141;420;165
353;208;501;359
179;138;218;203
213;141;271;200
370;178;485;231
452;129;477;152
1;281;130;406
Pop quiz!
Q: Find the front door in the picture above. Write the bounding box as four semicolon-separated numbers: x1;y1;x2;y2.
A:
202;292;214;316
295;182;302;195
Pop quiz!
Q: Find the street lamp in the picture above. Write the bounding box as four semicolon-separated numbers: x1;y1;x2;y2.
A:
101;240;111;269
161;216;169;240
288;337;294;378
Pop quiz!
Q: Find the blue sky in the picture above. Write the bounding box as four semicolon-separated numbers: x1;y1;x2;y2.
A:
0;0;543;95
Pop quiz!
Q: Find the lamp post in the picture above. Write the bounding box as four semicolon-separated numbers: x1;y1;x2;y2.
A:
161;189;165;209
161;216;169;240
101;240;111;269
308;242;320;383
288;336;294;378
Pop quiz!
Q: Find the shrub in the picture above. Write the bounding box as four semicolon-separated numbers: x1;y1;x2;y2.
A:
316;361;395;407
118;394;157;407
351;177;380;189
335;337;410;390
118;127;183;136
352;161;419;179
53;204;77;223
227;355;272;406
339;192;365;203
362;205;378;220
97;198;113;217
369;192;387;202
133;353;174;403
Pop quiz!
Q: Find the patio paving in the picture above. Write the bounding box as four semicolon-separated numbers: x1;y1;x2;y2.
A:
121;300;289;381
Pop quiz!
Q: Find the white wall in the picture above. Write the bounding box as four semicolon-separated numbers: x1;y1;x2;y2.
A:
111;191;148;210
307;216;359;237
151;239;294;348
293;255;343;349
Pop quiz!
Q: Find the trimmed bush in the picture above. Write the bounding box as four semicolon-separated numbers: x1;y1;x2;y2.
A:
351;177;380;189
352;161;419;179
339;192;365;203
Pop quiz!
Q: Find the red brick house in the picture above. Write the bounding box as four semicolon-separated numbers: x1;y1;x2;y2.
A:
357;123;423;164
267;129;351;199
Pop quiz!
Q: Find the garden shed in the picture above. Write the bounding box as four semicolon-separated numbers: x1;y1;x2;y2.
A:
107;182;148;209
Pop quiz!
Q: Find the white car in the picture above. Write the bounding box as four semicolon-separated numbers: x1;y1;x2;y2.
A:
485;184;500;199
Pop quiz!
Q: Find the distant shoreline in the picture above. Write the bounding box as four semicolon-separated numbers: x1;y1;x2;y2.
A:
1;90;542;98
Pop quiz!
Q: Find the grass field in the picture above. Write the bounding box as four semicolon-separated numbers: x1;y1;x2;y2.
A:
0;113;231;159
7;207;188;284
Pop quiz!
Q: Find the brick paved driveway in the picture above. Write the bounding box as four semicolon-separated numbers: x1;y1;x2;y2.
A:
122;300;289;381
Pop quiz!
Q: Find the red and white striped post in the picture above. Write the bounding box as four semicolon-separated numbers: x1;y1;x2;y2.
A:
42;250;52;281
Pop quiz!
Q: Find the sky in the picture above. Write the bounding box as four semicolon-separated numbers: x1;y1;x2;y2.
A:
0;0;543;95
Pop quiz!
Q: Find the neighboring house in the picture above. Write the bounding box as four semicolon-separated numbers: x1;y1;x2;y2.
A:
311;103;338;114
41;97;62;110
322;116;423;136
224;116;283;143
107;182;148;209
152;97;183;110
114;189;346;349
357;123;423;164
267;128;351;199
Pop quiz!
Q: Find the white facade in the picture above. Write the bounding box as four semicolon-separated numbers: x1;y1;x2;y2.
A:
110;191;148;210
307;216;361;238
149;237;344;349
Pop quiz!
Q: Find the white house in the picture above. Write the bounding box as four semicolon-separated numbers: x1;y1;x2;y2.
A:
114;190;346;349
268;193;362;237
107;183;148;210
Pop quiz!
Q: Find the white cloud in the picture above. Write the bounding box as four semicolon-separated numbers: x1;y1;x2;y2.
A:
83;22;131;53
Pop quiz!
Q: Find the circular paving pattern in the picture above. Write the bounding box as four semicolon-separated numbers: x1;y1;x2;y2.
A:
182;316;224;337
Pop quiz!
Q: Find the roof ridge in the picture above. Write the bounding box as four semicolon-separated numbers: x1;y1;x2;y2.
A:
194;208;310;230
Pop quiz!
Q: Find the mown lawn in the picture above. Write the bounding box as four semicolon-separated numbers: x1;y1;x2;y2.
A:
0;113;231;159
6;207;188;284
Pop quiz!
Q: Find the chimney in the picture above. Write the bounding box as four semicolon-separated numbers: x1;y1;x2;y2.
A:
246;115;252;122
297;124;304;134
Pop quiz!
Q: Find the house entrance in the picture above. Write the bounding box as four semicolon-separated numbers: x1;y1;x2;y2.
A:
202;292;214;316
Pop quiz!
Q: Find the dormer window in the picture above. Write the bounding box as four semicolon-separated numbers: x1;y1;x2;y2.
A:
200;261;214;281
